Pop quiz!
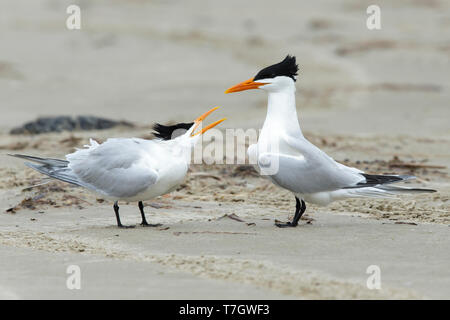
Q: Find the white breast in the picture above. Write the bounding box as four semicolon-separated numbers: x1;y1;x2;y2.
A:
125;154;188;202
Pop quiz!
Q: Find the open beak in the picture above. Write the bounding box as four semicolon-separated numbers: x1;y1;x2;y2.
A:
224;77;267;94
191;107;226;136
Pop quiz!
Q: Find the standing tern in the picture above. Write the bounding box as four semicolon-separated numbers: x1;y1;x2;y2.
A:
225;55;436;228
10;107;225;228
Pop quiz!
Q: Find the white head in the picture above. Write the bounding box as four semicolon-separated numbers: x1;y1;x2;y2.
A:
224;55;299;94
152;107;226;157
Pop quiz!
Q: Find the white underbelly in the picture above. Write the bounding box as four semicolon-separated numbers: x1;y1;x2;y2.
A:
121;162;188;202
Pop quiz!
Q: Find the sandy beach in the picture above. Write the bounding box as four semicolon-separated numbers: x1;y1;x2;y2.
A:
0;0;449;299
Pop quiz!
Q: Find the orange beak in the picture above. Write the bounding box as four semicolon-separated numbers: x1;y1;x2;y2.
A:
191;107;226;136
224;77;267;94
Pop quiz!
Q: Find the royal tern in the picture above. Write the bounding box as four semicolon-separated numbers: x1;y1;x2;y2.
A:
10;107;225;228
225;55;436;228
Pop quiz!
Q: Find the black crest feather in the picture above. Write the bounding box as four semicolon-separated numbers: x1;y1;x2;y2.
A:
152;122;194;140
254;55;299;82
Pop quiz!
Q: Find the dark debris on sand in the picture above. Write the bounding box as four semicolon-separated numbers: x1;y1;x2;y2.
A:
10;116;134;135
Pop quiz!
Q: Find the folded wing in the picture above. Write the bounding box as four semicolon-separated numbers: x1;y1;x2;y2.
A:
66;138;159;198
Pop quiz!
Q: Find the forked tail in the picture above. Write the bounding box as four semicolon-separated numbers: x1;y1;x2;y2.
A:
8;154;84;187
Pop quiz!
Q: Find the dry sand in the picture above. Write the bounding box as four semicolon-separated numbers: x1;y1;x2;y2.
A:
0;0;449;299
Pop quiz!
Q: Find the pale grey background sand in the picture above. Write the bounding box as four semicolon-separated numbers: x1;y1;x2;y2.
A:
1;0;449;136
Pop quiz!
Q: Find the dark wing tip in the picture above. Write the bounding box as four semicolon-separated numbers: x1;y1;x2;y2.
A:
361;173;404;185
418;188;437;193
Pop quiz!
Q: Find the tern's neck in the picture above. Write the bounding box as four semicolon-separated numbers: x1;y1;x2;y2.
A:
262;88;302;137
167;138;194;164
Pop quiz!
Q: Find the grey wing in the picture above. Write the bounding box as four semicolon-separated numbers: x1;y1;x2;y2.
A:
66;138;159;198
258;152;363;194
259;134;365;193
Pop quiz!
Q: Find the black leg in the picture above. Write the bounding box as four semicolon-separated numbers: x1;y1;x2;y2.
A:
114;201;135;228
275;197;306;228
138;201;162;227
